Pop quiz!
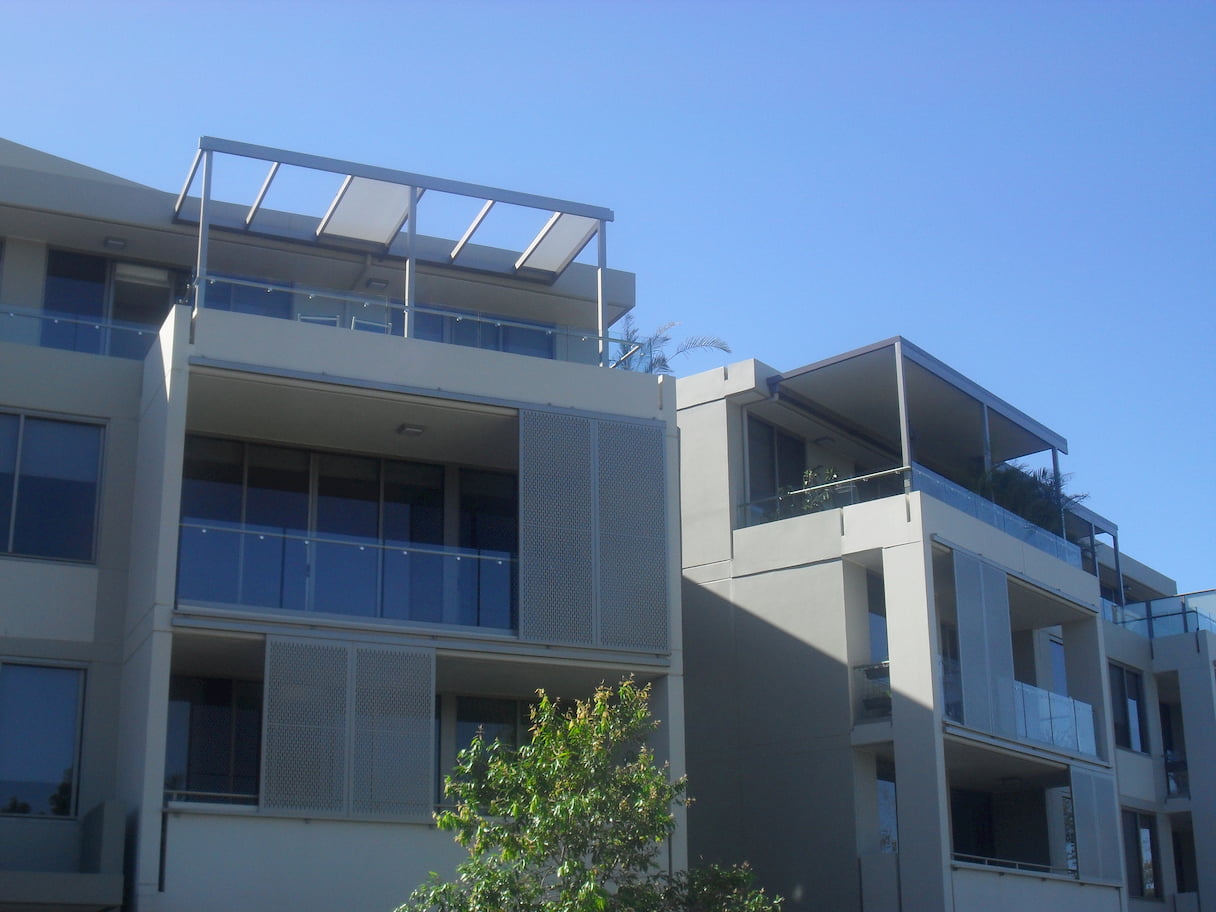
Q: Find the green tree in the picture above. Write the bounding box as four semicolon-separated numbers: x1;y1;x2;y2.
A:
398;679;780;912
612;315;730;374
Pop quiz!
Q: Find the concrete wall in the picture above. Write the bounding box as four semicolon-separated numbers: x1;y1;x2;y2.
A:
952;865;1121;912
151;811;466;912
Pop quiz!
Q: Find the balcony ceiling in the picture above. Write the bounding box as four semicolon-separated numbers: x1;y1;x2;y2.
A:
944;737;1069;791
186;369;520;472
771;338;1068;479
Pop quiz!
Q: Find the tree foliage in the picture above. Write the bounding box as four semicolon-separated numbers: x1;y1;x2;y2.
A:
398;679;780;912
612;315;730;375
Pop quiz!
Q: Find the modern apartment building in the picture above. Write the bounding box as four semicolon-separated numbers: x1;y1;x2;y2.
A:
0;137;685;911
677;339;1213;912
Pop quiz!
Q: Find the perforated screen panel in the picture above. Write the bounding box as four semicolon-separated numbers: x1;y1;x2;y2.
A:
261;638;349;814
351;646;435;819
519;410;595;645
598;420;668;651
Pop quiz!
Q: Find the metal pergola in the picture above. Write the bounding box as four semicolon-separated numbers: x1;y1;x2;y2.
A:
174;137;615;362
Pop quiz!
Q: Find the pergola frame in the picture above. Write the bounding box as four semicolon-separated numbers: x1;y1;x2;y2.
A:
175;137;615;363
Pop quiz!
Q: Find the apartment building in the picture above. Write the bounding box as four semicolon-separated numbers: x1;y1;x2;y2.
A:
0;137;685;911
677;339;1213;912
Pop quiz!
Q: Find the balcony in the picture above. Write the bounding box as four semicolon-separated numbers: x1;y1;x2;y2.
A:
738;464;1083;567
176;523;516;630
1011;680;1097;756
853;661;892;721
1104;589;1216;639
0;305;161;360
198;275;643;367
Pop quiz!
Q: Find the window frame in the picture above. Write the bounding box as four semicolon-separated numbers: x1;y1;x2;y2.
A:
0;410;105;563
1122;808;1161;899
0;660;86;818
1109;662;1149;753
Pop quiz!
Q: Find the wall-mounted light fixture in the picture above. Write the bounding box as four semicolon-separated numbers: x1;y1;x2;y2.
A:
395;423;425;437
103;236;127;251
366;278;389;291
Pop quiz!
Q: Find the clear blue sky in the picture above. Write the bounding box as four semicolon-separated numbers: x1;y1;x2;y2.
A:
5;0;1213;591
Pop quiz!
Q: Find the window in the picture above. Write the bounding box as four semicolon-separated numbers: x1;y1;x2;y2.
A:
747;416;806;505
1110;663;1148;752
1122;809;1161;899
436;694;530;804
42;251;177;359
178;436;508;624
0;663;84;816
0;413;103;561
414;308;555;360
165;677;261;804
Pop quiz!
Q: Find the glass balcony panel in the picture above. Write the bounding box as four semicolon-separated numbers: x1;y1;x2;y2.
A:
853;661;892;721
176;525;516;630
1048;690;1078;752
1075;701;1096;756
381;547;444;623
311;539;379;617
177;523;241;605
193;275;628;367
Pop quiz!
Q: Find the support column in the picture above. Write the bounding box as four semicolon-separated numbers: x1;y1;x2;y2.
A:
884;539;953;912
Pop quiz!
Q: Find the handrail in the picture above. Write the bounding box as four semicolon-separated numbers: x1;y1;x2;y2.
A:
178;520;516;564
952;852;1076;878
198;273;629;347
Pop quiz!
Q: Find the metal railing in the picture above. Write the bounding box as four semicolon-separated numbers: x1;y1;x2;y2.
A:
164;789;257;806
195;274;644;368
176;522;517;630
952;852;1077;878
1106;590;1216;639
853;661;892;721
911;466;1082;567
0;306;161;360
738;466;907;527
1011;680;1097;756
737;463;1083;568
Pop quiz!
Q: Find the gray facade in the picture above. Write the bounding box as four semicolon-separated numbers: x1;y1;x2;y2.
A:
0;137;685;911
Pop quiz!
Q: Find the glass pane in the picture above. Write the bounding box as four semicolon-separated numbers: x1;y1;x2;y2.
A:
502;324;555;359
181;436;243;523
165;677;261;802
459;469;517;554
12;418;101;560
0;414;16;552
42;251;105;355
455;697;518;751
0;664;82;816
382;461;444;621
243;446;308;611
313;454;379;615
747;418;776;502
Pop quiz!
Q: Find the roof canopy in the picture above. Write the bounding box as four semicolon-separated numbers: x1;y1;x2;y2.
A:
175;137;612;283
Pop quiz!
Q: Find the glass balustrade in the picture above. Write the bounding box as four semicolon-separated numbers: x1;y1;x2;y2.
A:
1011;680;1097;756
198;275;636;367
853;661;893;721
1112;590;1216;639
0;307;160;360
176;522;516;630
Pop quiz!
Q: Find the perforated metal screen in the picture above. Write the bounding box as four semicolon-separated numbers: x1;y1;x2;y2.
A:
262;636;434;820
598;420;668;651
519;410;669;652
519;411;595;645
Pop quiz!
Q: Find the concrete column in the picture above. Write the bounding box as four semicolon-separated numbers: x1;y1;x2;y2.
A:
884;540;953;912
1174;636;1216;908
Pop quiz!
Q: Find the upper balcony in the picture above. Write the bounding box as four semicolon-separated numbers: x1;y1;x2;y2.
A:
0;137;647;371
1103;589;1216;639
735;338;1116;574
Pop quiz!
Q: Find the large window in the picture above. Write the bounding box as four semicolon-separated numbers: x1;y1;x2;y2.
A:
177;436;516;628
42;251;177;359
165;676;262;804
0;413;103;561
1110;663;1149;753
0;663;84;816
436;694;530;804
1122;809;1161;898
747;416;806;505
